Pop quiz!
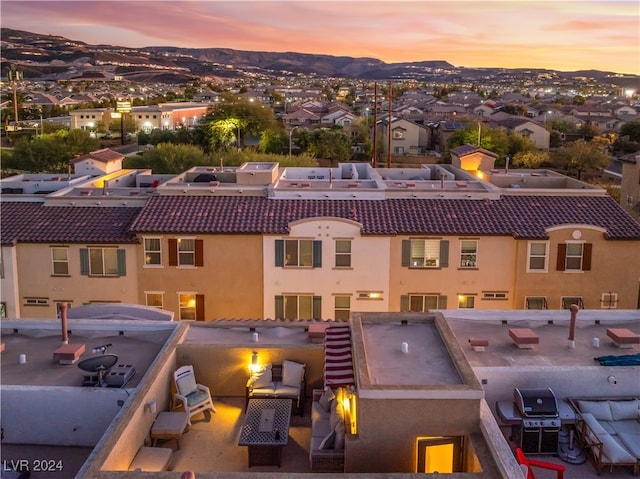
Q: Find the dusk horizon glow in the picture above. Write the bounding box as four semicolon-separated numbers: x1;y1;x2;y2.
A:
2;1;639;75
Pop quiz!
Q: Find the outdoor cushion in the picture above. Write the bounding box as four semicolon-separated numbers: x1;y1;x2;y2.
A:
579;400;613;421
250;386;277;396
601;434;636;463
251;364;273;389
282;360;305;387
311;402;330;425
319;430;336;450
312;417;333;439
617;432;640;459
186;390;210;407
581;412;609;437
176;374;197;396
599;420;617;435
318;387;335;412
610;400;639;421
609;419;640;436
334;420;346;449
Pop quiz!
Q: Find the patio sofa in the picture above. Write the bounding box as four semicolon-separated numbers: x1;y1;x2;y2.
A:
309;387;346;473
245;360;306;416
569;397;640;476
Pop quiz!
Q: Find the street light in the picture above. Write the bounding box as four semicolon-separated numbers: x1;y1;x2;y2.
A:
289;126;298;157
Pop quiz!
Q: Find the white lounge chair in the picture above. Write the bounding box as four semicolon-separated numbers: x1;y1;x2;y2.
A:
173;365;216;425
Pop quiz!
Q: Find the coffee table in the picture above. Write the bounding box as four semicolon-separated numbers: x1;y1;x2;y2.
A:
238;398;292;467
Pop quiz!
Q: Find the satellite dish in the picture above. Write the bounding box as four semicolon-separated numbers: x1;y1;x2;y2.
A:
77;354;119;387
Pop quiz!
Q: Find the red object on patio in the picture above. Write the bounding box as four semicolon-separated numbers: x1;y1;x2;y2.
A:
323;326;355;388
516;447;565;479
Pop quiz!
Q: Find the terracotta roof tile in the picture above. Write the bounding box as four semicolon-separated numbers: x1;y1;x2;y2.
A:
1;202;142;245
129;195;640;240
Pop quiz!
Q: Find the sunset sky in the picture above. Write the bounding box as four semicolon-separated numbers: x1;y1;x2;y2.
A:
2;1;639;75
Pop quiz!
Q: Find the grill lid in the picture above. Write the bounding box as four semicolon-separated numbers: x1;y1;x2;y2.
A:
514;387;558;417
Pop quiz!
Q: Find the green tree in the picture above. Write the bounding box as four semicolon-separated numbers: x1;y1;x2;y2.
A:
554;139;610;180
124;143;209;174
507;134;538;156
259;128;288;154
511;150;549;169
296;128;352;161
447;123;509;159
618;119;640;143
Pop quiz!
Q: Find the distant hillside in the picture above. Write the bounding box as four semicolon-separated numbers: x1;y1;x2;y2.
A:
1;28;637;87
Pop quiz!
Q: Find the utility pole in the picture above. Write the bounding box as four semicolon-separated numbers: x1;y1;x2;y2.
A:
387;81;392;168
372;82;378;168
8;65;22;131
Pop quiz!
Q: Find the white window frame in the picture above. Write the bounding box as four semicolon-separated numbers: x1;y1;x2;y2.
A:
335;239;352;268
177;238;196;267
88;247;118;276
565;241;584;271
457;294;475;309
408;294;440;312
143;237;162;267
334;295;351;320
482;291;508;300
357;291;383;300
561;296;584;309
410;239;441;268
178;292;196;320
284;239;313;267
51;247;70;276
527;241;549;272
600;292;618;309
460;240;478;268
145;291;164;309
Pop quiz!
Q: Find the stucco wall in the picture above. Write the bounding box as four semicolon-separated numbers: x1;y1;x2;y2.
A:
346;397;480;473
15;243;140;318
137;235;263;319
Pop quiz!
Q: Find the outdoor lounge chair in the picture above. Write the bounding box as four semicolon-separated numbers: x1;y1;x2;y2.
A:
173;365;216;425
516;447;565;479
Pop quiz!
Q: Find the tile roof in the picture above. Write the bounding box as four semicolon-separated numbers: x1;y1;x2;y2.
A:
1;203;142;245
129;195;640;240
70;148;124;164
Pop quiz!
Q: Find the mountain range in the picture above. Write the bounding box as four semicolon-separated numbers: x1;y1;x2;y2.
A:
1;28;638;87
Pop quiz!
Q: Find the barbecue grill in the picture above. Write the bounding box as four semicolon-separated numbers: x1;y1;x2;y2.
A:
514;387;561;454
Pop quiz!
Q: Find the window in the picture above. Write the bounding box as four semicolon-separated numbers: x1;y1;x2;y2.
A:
146;292;164;308
402;239;449;268
275;239;322;268
457;295;475;309
144;238;162;266
168;238;203;267
24;297;49;306
460;240;477;268
600;293;618;309
275;295;321;320
334;295;350;320
51;247;69;275
0;249;4;278
482;291;508;300
527;242;548;271
178;293;204;320
393;128;405;139
556;242;591;272
357;291;383;300
400;294;447;312
393;146;405;155
627;195;634;207
561;296;584;309
0;302;5;318
335;240;351;268
525;297;548;309
80;248;126;276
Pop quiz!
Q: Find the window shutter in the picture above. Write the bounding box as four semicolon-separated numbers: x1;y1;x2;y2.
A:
116;249;126;276
312;295;322;320
401;240;411;267
439;240;449;267
400;295;409;312
195;240;204;267
437;295;448;309
582;243;592;271
313;240;322;268
556;244;567;271
195;294;205;321
168;239;178;266
80;248;89;275
275;295;284;319
275;240;284;267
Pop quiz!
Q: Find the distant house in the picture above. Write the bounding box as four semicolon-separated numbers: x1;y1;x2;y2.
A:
494;117;550;150
374;117;430;155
